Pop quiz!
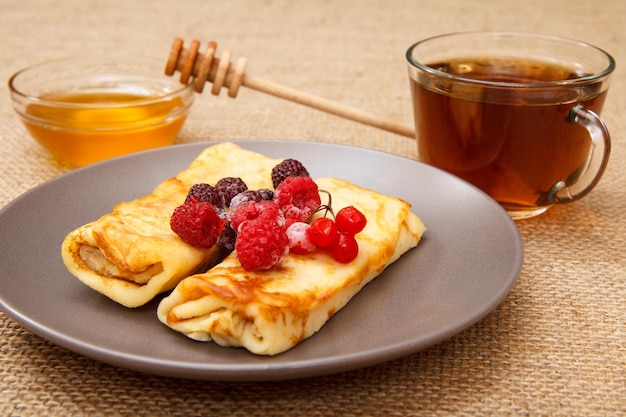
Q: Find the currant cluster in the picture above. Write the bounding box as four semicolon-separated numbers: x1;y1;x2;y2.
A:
169;158;367;271
304;205;367;263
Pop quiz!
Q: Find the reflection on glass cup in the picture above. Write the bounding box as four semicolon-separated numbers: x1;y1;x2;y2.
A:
406;32;615;219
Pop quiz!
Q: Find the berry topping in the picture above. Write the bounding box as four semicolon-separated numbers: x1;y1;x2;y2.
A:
308;217;339;248
335;206;367;235
170;200;224;248
286;221;315;255
229;190;264;212
271;159;310;188
216;177;248;206
230;200;285;233
169;159;367;270
236;220;289;270
330;231;359;263
273;176;321;222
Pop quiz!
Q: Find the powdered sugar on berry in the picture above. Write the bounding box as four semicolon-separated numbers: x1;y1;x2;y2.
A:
273;176;321;222
285;221;315;255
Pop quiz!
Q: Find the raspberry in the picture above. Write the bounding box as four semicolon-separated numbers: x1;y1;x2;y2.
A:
271;159;310;188
170;201;224;248
229;190;264;212
185;183;223;208
216;177;248;206
229;201;284;233
273;176;321;222
236;220;289;270
286;221;315;254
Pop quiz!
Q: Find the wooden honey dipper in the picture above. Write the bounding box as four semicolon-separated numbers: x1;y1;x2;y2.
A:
165;38;416;138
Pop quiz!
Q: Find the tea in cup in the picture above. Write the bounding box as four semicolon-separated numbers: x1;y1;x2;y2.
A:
406;32;614;219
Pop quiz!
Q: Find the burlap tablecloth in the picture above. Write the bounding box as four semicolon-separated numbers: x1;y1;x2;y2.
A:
1;0;624;415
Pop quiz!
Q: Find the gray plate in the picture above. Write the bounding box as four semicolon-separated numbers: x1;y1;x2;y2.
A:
0;140;523;381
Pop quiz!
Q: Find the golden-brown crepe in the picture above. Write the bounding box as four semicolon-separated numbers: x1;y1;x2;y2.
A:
157;177;426;355
61;142;281;308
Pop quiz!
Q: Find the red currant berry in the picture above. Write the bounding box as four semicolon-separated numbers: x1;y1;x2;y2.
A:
284;217;301;230
286;222;315;255
308;217;338;248
330;232;359;263
335;206;367;235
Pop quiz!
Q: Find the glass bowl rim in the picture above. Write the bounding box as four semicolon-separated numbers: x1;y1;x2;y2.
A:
8;55;195;109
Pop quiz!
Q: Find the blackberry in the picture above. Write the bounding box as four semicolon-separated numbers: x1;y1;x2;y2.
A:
185;183;223;208
216;177;248;206
271;159;310;188
257;188;274;201
218;222;237;251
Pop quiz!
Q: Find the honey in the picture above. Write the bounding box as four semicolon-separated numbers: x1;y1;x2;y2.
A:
22;91;190;168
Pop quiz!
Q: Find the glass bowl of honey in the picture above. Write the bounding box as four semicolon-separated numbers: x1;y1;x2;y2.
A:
8;55;195;168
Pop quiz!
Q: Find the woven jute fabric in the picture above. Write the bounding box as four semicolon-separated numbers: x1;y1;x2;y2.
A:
1;0;624;415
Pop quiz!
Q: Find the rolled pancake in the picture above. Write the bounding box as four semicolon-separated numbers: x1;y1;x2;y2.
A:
157;177;426;355
61;142;281;308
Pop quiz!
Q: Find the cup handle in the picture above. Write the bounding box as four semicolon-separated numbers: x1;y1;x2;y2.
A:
546;103;611;204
